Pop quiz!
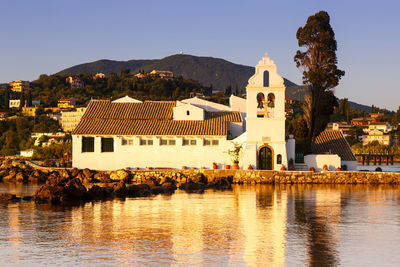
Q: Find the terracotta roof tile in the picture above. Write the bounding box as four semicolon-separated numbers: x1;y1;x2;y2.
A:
73;100;241;136
311;130;356;161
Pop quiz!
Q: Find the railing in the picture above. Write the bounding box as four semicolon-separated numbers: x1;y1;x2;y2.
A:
295;152;304;163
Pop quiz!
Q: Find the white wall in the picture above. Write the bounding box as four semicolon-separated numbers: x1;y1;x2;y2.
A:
342;160;358;171
73;135;238;170
304;154;341;172
173;103;205;120
286;135;295;163
181;97;231;112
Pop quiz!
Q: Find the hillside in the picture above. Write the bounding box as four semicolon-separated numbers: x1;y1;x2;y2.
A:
57;54;297;93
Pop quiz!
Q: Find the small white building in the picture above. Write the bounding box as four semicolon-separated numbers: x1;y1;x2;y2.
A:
72;53;293;171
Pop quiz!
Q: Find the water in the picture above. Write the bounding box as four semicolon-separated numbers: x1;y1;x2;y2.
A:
1;183;400;266
357;163;400;172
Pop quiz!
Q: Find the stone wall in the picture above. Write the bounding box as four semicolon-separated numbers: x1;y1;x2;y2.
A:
128;169;400;185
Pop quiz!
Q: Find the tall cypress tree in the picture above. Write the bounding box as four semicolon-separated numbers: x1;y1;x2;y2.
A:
294;11;345;142
4;88;10;110
20;91;25;109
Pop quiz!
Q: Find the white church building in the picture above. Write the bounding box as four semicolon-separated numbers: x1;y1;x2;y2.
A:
72;53;295;171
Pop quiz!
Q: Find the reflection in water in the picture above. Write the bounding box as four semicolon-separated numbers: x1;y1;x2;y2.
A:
0;184;400;266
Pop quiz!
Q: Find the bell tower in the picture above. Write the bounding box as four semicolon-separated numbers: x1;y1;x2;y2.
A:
243;53;287;170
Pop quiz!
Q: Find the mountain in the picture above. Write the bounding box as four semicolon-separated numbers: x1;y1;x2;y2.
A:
348;101;371;113
56;54;372;111
57;54;297;93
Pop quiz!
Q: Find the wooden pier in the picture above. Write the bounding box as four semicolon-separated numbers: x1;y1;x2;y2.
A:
355;154;394;166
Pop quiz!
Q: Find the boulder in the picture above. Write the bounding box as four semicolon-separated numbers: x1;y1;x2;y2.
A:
180;181;206;193
58;169;70;179
110;169;130;181
126;184;151;197
150;186;168;194
34;177;89;203
15;171;28;182
112;181;127;197
70;168;80;178
94;172;112;183
87;185;113;199
82;168;93;179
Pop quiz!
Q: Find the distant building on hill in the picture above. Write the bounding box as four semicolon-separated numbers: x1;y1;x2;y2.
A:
351;117;379;126
363;129;392;145
150;70;173;79
61;107;86;132
9;99;40;109
93;73;105;79
21;107;37;117
326;122;352;137
365;122;393;134
58;97;76;109
66;76;84;89
9;80;30;92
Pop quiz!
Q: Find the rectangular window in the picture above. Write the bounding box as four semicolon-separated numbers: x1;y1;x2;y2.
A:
82;137;94;152
204;139;219;146
160;139;168;146
101;137;114;152
140;139;153;145
168;139;176;145
183;139;196;146
122;138;133;146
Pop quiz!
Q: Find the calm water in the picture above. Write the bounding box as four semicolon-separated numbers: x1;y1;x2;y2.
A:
1;184;400;267
357;163;400;172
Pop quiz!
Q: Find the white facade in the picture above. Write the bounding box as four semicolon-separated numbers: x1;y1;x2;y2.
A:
242;53;287;171
72;53;293;171
304;154;341;172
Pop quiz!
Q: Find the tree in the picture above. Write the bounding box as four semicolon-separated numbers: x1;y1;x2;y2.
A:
225;85;232;96
4;88;10;110
294;11;345;143
20;91;25;109
26;90;32;107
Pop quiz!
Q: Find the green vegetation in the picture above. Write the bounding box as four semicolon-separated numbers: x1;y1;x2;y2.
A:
0;115;61;156
33;142;71;160
294;11;345;142
30;72;212;107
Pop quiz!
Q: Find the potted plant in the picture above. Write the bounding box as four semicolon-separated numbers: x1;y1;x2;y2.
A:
288;158;295;170
280;165;287;171
225;164;231;170
336;167;341;171
248;164;254;170
310;167;315;172
212;162;218;169
322;164;328;171
226;142;243;170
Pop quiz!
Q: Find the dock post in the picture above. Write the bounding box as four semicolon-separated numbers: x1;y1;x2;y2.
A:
362;156;365;165
366;156;370;165
374;156;377;165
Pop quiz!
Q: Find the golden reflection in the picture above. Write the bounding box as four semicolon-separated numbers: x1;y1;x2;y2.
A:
1;183;400;266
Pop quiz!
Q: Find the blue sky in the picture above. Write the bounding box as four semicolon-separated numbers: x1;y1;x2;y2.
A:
1;0;399;110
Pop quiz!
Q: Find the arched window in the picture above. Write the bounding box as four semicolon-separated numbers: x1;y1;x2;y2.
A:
263;71;269;87
256;92;265;118
256;92;265;109
186;110;190;116
277;154;282;164
267;93;275;108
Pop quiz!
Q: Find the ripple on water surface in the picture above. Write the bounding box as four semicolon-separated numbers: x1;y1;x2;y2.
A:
0;183;400;266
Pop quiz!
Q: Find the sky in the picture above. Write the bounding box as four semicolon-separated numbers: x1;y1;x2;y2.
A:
1;0;399;110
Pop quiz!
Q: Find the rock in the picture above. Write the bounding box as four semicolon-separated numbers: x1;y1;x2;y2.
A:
22;196;33;201
70;168;80;178
110;169;130;181
0;193;18;202
34;177;89;204
150;186;168;194
82;168;93;179
126;184;151;197
87;185;113;199
58;169;70;179
190;173;207;184
180;181;206;193
15;172;28;182
112;181;127;197
95;173;112;183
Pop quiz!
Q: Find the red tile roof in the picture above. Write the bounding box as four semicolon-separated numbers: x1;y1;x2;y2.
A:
73;100;241;136
311;130;356;161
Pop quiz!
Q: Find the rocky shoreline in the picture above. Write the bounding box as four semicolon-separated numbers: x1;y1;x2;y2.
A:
0;159;232;204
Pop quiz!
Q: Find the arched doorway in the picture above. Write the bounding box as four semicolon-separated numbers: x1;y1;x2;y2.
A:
258;145;273;170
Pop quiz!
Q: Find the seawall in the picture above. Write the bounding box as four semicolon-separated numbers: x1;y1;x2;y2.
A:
129;169;400;184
